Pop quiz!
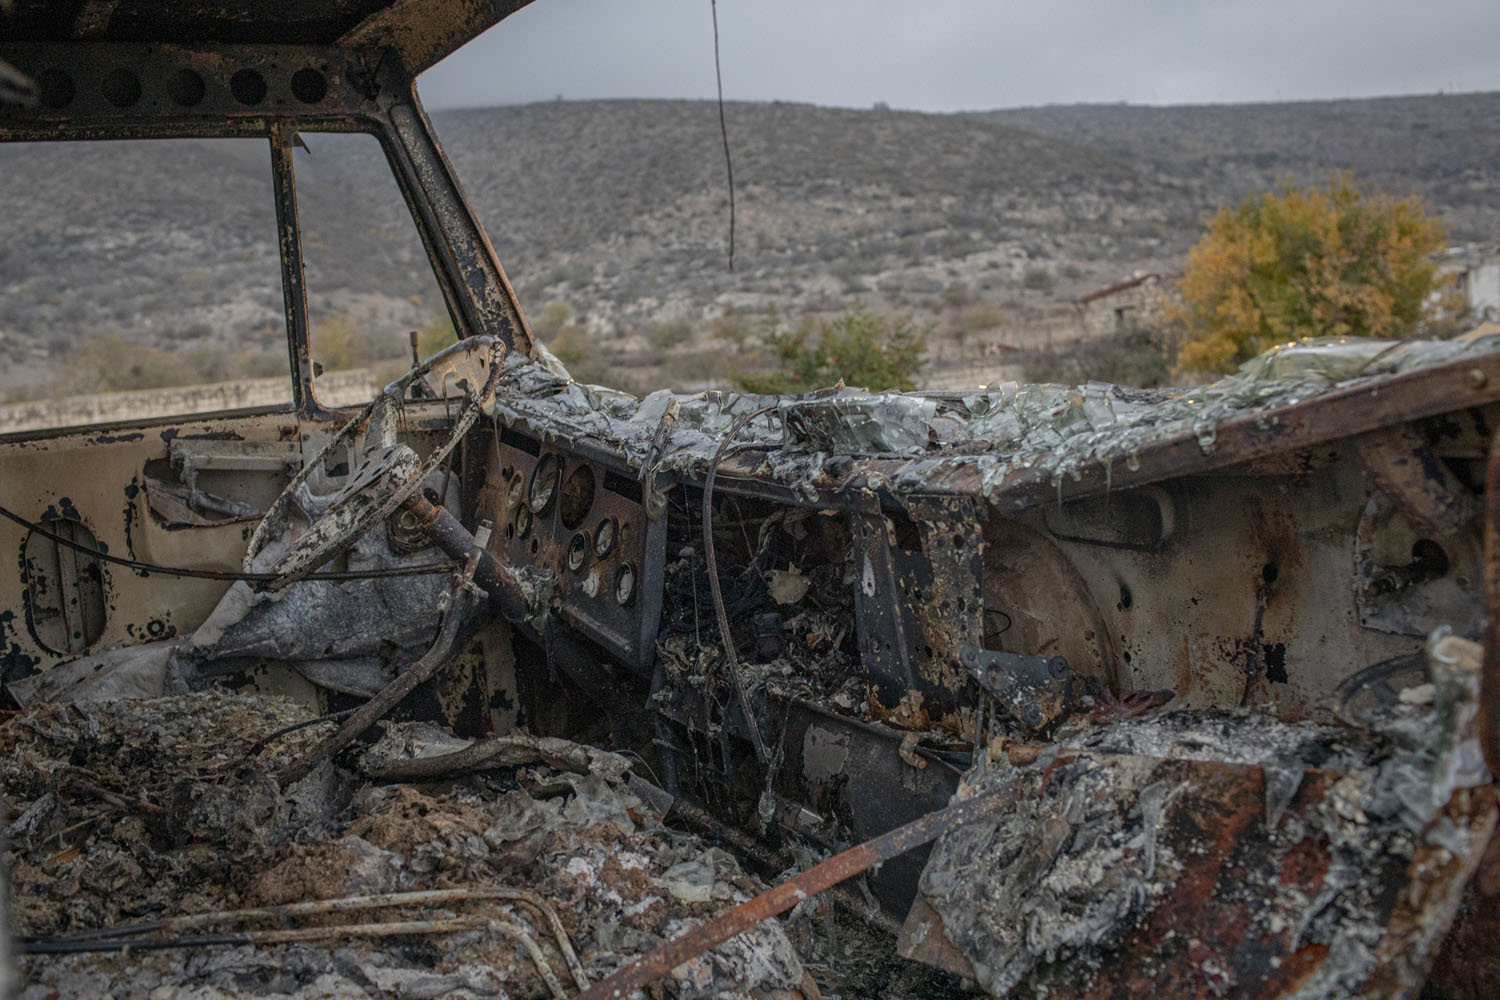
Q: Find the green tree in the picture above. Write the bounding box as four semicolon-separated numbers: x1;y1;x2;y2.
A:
732;308;927;394
1175;172;1454;375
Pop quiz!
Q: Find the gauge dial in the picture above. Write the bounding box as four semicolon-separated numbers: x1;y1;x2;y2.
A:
529;454;560;514
594;517;617;558
559;465;596;529
567;531;590;572
615;563;637;606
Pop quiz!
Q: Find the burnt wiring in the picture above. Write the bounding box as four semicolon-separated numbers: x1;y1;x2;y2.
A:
983;604;1013;637
245;707;359;757
664;553;763;634
702;404;781;767
0;503;460;582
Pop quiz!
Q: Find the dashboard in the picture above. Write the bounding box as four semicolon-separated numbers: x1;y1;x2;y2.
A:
484;425;665;668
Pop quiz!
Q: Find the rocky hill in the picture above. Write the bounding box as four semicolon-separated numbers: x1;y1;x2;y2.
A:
978;92;1500;243
1;93;1497;398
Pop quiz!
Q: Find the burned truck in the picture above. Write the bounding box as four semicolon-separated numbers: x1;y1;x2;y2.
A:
2;3;1498;998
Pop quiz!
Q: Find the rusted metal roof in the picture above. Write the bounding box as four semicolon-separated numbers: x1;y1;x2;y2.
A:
1077;270;1166;305
0;0;536;73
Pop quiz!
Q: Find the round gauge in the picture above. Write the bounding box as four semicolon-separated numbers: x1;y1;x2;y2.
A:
529;454;560;514
514;503;532;539
506;472;525;509
594;517;618;558
559;465;596;529
615;563;637;606
567;531;590;572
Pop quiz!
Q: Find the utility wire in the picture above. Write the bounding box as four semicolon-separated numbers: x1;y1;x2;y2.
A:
711;0;736;272
0;504;459;583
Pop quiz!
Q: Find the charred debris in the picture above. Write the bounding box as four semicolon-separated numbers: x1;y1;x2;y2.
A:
3;7;1500;995
5;332;1500;997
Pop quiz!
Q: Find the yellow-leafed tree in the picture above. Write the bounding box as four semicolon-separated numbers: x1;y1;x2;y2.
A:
1175;172;1454;375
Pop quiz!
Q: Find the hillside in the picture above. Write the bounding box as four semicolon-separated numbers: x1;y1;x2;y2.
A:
978;92;1500;241
1;93;1497;399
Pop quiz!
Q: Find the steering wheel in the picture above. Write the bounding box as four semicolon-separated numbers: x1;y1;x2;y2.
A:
244;336;504;590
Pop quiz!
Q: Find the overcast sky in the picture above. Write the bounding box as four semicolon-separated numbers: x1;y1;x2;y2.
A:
419;0;1500;112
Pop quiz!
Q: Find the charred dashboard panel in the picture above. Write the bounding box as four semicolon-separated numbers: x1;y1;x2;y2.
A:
484;425;665;668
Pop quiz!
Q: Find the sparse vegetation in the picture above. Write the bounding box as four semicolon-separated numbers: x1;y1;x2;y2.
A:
732;308;927;394
5;94;1497;407
59;333;196;394
648;320;694;351
711;310;758;349
1022;329;1172;388
1022;267;1055;291
417;312;460;356
534;300;574;339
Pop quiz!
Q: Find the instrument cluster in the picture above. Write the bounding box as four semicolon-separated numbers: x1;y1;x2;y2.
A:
487;426;663;667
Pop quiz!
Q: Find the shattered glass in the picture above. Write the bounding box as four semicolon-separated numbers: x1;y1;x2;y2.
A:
486;333;1500;504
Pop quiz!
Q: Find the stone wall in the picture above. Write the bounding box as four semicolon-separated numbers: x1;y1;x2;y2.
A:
0;369;376;435
1078;274;1171;339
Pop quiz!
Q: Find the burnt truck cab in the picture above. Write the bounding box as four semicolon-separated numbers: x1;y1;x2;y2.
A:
3;4;1500;997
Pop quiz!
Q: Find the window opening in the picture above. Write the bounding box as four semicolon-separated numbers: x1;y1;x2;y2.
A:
294;132;451;408
0;138;286;433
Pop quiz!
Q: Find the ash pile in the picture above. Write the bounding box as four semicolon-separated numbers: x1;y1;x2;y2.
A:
1;692;815;1000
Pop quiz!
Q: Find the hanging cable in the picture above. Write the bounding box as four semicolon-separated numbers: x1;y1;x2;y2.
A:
711;0;736;272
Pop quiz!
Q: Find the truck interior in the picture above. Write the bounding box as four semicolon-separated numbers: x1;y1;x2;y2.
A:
2;3;1498;998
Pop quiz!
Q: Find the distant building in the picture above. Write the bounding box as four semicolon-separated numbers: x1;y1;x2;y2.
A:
1076;272;1174;339
1439;246;1500;322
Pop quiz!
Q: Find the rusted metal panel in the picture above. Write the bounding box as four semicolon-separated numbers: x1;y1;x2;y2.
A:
0;411;303;687
902;744;1497;999
338;0;538;76
381;94;536;360
738;353;1500;513
3;1;536;76
268;123;322;421
896;893;976;981
1355;424;1476;538
0;42;391;138
1481;429;1500;778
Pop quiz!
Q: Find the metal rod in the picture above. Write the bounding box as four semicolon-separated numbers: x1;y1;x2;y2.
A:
662;788;903;937
29;886;588;994
1481;430;1500;778
488;918;571;1000
403;493;533;623
23;917;483;953
32;887;550;942
277;603;469;786
572;781;1012;1000
23;915;569;997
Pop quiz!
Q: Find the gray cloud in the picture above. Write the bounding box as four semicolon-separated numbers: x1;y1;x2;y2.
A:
418;0;1500;111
